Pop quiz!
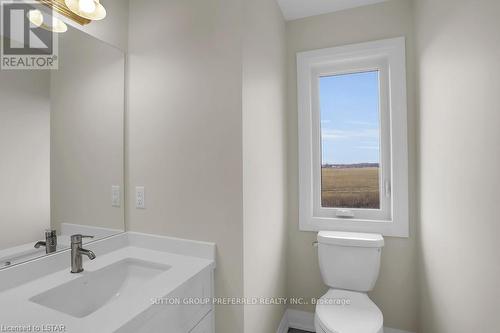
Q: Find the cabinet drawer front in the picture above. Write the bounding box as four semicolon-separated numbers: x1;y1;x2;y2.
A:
190;311;213;333
117;267;213;333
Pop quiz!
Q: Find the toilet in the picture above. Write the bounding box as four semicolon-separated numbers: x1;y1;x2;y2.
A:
315;231;385;333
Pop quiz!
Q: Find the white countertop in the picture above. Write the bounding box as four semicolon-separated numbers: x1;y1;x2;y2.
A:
0;232;216;332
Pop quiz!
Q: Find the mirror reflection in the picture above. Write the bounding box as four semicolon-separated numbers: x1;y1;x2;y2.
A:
0;24;125;268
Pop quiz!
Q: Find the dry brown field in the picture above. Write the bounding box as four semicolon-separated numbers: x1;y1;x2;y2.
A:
321;167;380;209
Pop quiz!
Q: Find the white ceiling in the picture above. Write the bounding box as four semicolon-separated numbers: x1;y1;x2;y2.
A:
277;0;388;21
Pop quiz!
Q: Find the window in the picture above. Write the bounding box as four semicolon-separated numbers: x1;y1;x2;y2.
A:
297;37;409;237
320;71;382;210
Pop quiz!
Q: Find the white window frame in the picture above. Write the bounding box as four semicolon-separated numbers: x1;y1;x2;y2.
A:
297;37;409;237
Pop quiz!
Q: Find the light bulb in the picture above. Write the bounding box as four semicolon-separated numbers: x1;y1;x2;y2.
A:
51;16;68;33
65;0;106;20
28;9;43;27
28;10;67;33
78;0;96;14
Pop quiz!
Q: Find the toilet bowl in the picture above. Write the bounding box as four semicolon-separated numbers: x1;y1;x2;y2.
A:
315;231;385;333
314;289;383;333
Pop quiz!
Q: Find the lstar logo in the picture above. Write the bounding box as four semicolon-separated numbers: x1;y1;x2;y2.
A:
1;1;58;69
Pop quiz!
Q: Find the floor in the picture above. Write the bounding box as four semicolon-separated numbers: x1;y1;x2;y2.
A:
288;329;312;333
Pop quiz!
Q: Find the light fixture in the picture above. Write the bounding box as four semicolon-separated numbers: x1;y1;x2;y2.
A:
28;9;68;33
28;9;44;27
78;0;95;14
35;0;91;25
64;0;106;21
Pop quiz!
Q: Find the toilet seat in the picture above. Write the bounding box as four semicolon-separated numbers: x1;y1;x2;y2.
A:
315;289;383;333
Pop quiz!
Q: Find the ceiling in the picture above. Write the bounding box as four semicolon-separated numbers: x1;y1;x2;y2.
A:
277;0;388;21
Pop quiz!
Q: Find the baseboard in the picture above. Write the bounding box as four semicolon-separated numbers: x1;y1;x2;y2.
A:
383;328;414;333
286;309;316;331
277;309;415;333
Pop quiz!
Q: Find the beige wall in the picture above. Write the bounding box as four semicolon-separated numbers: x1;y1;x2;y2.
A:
126;0;244;332
415;0;500;332
51;27;125;233
285;1;418;331
0;69;50;250
242;0;287;332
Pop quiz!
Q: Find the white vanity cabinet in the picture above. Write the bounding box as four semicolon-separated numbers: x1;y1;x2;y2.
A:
190;311;214;333
117;268;215;333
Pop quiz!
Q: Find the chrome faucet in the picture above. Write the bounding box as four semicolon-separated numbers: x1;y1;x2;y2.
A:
70;234;96;273
34;229;58;254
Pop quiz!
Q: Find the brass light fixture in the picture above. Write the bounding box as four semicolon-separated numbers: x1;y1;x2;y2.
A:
65;0;106;21
35;0;107;26
28;9;68;33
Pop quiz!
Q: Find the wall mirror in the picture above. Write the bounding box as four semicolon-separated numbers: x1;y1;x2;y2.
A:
0;24;125;269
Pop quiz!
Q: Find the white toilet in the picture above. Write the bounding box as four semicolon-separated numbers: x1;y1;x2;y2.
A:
315;231;385;333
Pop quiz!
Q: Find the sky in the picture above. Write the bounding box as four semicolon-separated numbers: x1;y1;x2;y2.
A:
320;70;381;165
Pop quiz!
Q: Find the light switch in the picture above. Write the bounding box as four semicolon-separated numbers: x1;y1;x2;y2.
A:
136;186;145;209
112;185;121;207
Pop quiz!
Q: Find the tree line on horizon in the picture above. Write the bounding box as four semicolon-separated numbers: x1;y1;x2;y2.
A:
322;163;379;169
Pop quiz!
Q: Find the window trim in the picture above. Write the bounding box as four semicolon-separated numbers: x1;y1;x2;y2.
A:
297;37;409;237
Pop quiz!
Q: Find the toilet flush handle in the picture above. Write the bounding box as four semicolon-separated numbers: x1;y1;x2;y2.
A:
312;241;318;247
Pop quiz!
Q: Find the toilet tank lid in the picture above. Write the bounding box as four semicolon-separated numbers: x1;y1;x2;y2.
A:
317;231;384;248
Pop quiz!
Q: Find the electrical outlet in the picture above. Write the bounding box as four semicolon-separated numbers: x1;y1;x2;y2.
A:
112;185;121;207
136;186;145;209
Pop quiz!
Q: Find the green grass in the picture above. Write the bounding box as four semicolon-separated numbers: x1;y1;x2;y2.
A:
321;167;380;209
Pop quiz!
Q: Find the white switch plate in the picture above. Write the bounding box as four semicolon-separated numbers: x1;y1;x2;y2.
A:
112;185;121;207
136;186;145;209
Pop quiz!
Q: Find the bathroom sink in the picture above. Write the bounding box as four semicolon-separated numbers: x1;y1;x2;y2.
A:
30;258;170;318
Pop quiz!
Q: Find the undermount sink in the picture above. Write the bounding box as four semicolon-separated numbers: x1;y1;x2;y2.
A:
30;258;170;318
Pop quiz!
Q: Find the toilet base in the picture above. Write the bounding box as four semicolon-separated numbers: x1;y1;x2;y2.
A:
315;314;384;333
314;289;384;333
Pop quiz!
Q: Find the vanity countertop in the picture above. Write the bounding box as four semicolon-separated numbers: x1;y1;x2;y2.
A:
0;232;216;333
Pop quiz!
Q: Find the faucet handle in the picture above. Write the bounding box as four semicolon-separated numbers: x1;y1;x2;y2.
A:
70;234;94;243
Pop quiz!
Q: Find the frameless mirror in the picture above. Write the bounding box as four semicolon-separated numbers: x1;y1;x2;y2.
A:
0;24;125;269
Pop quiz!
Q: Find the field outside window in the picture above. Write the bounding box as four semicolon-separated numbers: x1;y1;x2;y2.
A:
319;71;381;210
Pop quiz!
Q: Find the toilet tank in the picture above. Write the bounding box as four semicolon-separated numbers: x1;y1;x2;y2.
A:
317;231;384;292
